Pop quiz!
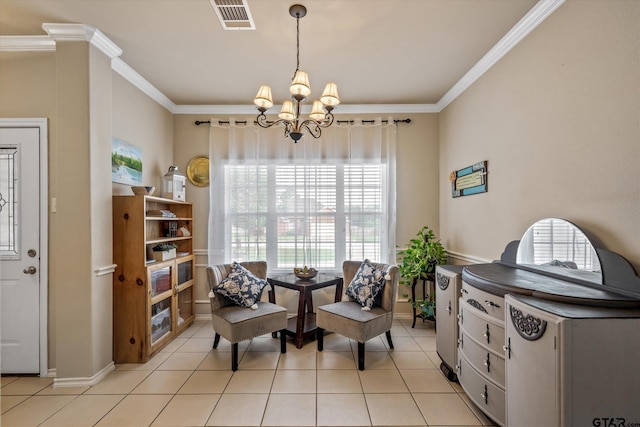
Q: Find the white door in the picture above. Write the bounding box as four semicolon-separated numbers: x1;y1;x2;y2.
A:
0;122;45;374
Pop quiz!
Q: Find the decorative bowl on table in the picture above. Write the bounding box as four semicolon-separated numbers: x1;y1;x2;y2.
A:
293;267;317;280
131;186;155;195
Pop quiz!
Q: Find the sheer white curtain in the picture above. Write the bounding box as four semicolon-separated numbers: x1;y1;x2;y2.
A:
208;118;397;274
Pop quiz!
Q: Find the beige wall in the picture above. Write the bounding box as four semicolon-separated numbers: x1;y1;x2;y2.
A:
173;113;440;317
112;75;174;195
0;45;175;377
439;0;640;270
0;51;58;369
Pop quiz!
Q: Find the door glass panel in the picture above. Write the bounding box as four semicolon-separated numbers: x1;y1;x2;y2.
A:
151;298;172;344
178;287;193;326
150;266;172;298
0;147;18;259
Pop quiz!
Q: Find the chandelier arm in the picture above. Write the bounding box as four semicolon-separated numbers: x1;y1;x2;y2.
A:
319;111;335;128
257;113;291;130
299;120;322;139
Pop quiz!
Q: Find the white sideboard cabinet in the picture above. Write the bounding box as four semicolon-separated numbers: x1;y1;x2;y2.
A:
452;218;640;427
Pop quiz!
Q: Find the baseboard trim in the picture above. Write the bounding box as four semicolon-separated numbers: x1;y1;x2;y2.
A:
52;362;115;388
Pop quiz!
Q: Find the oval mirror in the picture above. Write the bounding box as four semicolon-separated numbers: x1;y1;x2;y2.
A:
516;218;602;285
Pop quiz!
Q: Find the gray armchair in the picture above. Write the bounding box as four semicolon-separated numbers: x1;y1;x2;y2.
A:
316;260;399;370
206;261;287;371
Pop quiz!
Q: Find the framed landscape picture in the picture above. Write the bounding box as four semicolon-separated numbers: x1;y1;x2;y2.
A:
111;137;142;185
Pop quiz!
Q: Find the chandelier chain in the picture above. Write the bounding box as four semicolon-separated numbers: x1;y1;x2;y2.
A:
295;11;300;73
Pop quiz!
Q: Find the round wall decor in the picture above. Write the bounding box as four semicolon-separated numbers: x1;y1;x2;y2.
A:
186;155;210;187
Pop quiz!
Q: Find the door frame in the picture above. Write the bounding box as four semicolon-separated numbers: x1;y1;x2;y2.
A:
0;118;48;377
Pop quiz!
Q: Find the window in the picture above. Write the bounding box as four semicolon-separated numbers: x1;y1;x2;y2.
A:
0;147;18;258
224;162;387;273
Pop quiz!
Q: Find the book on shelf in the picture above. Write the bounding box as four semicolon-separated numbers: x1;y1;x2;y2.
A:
146;209;176;218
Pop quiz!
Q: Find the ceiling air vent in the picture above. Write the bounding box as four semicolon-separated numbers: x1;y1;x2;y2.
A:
210;0;255;30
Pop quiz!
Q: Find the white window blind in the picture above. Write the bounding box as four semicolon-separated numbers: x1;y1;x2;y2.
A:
224;162;386;273
530;218;599;271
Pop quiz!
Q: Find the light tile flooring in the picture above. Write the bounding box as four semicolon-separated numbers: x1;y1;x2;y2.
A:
1;318;497;427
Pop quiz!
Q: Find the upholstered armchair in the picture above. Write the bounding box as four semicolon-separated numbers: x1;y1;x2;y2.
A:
206;261;287;371
316;260;399;370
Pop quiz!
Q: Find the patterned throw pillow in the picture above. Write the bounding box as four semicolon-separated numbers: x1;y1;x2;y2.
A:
213;262;269;310
346;259;388;311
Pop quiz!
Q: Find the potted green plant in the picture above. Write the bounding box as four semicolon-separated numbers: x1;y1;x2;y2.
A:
152;242;178;261
398;226;447;319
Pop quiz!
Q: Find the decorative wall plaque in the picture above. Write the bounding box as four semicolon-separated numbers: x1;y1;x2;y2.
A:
450;161;487;198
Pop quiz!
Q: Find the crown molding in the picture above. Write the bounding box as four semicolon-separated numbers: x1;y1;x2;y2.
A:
0;36;55;51
42;23;94;40
42;23;122;59
5;1;564;115
172;103;438;115
111;57;177;112
436;0;565;111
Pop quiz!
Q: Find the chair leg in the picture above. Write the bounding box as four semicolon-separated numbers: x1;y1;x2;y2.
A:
385;330;394;349
358;342;365;371
317;328;324;352
213;333;221;349
231;342;239;371
280;329;287;353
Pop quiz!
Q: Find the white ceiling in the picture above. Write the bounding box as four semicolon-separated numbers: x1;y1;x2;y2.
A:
1;0;552;109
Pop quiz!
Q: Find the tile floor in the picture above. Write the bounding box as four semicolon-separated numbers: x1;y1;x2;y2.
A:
1;318;497;427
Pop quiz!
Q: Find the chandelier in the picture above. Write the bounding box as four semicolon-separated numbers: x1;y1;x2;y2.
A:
253;4;340;143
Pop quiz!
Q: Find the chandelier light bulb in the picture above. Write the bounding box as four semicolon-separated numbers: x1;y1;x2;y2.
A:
320;82;340;106
290;70;311;98
254;85;274;109
279;100;296;121
309;100;326;121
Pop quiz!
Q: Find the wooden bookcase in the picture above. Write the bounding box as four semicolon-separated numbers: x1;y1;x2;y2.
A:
112;195;195;363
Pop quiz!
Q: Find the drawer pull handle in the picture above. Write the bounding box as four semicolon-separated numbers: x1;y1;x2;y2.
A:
481;385;488;404
503;338;511;359
461;288;468;294
485;300;500;308
484;352;491;372
483;324;490;343
447;301;452;314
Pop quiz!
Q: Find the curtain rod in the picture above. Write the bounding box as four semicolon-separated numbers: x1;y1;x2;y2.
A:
194;118;411;126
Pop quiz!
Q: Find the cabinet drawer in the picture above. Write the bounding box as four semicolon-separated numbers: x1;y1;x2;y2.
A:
459;330;505;388
459;299;505;356
458;353;505;427
461;280;504;321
